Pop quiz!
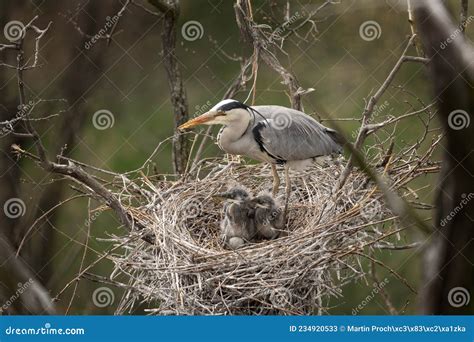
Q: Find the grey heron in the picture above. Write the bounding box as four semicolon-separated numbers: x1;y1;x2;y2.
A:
252;194;284;240
216;188;257;250
179;99;342;207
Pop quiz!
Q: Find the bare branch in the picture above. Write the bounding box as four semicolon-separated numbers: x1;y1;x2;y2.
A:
235;0;303;110
335;35;421;191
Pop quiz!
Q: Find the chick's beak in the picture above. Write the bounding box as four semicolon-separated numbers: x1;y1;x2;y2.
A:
178;111;215;130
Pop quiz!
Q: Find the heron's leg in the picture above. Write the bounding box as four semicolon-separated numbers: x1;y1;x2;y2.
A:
271;164;280;196
283;164;291;220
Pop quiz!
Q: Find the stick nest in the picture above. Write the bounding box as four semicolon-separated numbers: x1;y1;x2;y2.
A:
109;143;438;314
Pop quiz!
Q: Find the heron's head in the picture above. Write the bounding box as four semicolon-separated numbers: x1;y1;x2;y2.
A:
252;195;276;209
178;99;250;130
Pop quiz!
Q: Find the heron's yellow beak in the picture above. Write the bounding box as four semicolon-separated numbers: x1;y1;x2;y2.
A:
178;111;215;130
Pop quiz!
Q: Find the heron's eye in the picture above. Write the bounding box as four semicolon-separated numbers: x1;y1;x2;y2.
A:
215;111;226;117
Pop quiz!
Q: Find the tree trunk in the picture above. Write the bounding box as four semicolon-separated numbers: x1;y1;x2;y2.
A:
415;0;474;314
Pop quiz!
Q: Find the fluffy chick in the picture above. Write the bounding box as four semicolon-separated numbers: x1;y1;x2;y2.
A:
218;188;257;249
252;194;284;240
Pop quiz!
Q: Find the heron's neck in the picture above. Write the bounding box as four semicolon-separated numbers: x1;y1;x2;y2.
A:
218;113;251;152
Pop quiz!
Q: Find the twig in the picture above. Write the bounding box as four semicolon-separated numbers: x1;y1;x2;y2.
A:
235;0;303;110
407;0;423;56
4;20;154;244
107;0;130;46
335;35;419;192
370;260;398;315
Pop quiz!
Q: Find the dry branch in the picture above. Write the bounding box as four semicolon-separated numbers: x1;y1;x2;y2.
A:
235;0;303;110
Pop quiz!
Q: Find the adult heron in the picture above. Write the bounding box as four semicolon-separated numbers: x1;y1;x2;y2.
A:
179;99;342;201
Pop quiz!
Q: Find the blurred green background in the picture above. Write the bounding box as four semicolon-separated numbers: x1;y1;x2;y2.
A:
0;0;471;315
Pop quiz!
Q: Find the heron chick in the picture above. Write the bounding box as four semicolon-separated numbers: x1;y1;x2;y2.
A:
216;188;286;249
179;99;342;210
216;188;257;250
252;194;284;240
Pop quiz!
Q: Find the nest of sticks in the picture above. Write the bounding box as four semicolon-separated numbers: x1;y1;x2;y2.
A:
108;134;439;314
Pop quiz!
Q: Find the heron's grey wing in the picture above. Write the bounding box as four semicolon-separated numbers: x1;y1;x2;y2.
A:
251;108;342;161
